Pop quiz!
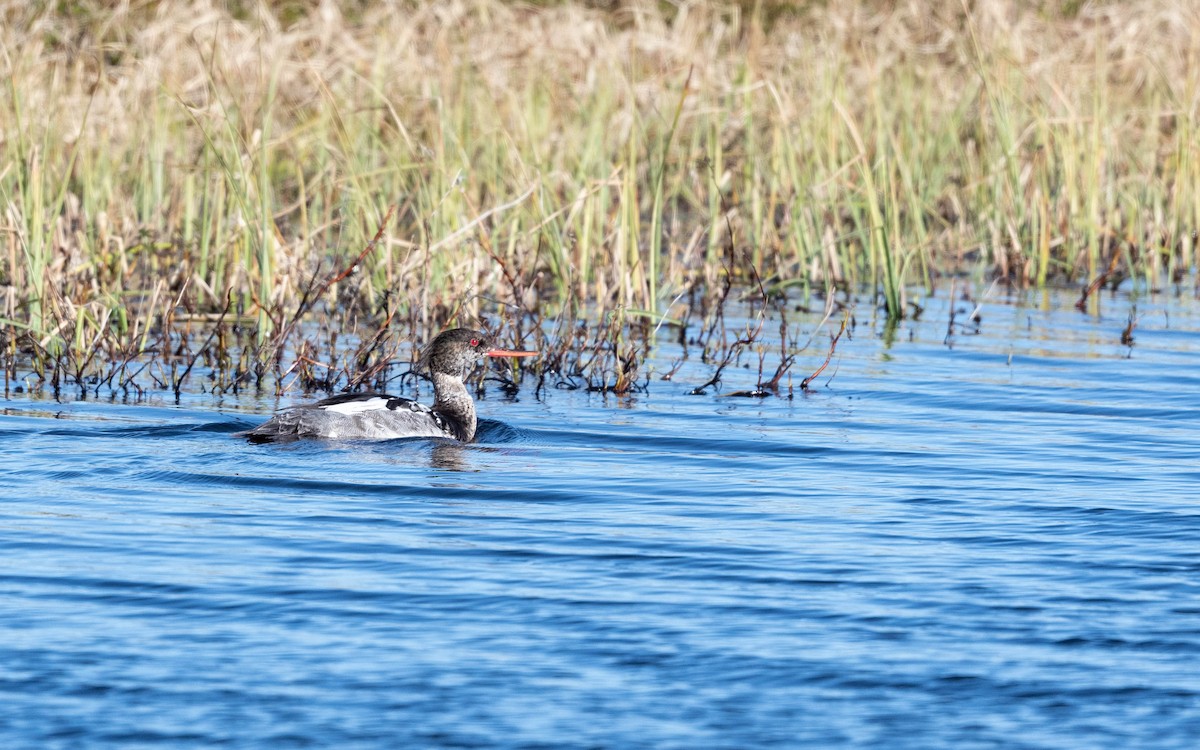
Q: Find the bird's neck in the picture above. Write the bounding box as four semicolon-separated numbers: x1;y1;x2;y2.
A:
431;371;477;441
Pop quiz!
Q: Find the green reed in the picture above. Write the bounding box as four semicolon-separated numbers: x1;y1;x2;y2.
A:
0;0;1197;394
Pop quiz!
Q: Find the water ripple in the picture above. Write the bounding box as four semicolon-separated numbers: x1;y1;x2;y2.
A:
3;293;1200;748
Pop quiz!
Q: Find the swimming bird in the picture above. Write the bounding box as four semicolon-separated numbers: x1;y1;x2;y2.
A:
242;328;537;442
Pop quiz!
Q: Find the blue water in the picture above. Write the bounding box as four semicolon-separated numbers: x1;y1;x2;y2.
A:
2;289;1199;748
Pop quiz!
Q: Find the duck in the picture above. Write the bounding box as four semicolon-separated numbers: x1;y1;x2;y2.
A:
242;328;537;442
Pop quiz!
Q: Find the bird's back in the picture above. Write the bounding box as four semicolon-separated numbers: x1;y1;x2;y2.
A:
241;392;459;442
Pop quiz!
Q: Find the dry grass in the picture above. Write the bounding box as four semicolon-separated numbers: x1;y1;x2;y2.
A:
1;0;1197;397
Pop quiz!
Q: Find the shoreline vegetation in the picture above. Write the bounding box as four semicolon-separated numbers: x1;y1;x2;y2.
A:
1;0;1197;400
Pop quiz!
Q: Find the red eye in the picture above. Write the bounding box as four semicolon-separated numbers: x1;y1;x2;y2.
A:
470;338;480;347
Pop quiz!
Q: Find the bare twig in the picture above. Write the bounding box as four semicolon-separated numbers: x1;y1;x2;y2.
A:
801;314;849;391
1075;250;1120;310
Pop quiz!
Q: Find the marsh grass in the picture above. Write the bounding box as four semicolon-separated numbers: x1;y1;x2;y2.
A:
1;0;1197;399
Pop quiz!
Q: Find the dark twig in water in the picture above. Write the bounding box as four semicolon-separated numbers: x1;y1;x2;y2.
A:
1121;307;1137;347
759;352;797;393
343;307;404;392
722;351;795;398
173;290;235;400
800;314;848;391
688;333;750;395
660;357;685;381
1075;251;1120;310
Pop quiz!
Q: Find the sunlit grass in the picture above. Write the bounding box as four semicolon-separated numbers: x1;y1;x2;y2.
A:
1;0;1196;396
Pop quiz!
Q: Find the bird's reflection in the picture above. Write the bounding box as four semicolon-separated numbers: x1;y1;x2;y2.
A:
430;441;471;471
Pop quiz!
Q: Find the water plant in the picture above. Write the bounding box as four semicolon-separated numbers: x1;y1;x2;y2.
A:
1;0;1196;399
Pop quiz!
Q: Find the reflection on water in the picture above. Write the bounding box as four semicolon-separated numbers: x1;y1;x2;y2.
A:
2;289;1199;749
429;440;472;471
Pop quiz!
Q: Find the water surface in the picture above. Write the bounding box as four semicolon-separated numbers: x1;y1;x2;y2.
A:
2;289;1198;748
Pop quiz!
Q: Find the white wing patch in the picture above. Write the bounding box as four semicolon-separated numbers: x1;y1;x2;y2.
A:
318;397;393;415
